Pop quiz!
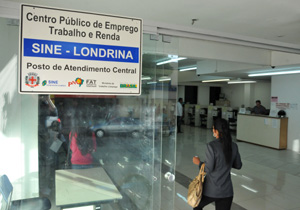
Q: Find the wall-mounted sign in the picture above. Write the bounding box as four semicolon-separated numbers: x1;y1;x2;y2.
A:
276;103;290;110
19;4;142;95
271;97;278;103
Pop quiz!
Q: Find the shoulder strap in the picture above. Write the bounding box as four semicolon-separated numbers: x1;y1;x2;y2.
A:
197;163;206;182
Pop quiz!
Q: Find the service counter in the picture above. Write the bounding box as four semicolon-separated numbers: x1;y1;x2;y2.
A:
237;114;288;149
56;167;122;209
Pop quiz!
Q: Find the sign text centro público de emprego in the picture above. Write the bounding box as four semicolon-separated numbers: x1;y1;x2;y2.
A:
19;4;142;95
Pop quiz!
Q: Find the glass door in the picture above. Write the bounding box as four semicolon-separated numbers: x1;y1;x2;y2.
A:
0;15;179;209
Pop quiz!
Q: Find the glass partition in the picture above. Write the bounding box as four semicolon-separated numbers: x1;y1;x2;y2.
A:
0;17;178;210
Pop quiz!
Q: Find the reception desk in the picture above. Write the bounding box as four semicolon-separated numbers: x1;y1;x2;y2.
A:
237;114;288;149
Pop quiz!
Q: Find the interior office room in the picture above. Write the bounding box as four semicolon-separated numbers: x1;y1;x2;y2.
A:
1;0;300;210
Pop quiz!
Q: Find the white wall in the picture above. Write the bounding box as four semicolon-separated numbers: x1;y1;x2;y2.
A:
178;37;271;65
252;82;271;109
0;17;38;199
271;74;300;152
178;85;209;105
221;82;271;109
178;85;185;101
179;82;271;109
222;84;245;108
197;86;209;105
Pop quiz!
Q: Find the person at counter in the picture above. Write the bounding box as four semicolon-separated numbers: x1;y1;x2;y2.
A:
175;98;183;133
252;100;267;115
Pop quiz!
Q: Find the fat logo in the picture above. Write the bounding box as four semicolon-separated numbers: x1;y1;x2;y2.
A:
25;72;40;88
86;79;97;87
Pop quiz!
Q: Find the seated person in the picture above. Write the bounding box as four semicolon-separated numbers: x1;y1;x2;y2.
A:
252;100;267;115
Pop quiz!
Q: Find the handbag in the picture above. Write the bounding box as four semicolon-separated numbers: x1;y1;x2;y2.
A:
187;163;206;208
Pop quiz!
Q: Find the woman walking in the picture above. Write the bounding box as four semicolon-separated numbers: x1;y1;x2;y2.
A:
193;118;242;210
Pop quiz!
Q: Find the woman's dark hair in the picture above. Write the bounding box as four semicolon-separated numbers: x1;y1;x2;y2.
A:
74;127;94;156
213;118;232;164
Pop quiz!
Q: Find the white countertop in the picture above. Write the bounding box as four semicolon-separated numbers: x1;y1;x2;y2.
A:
55;167;122;207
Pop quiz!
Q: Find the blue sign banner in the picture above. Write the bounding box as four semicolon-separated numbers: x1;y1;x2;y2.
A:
23;38;139;63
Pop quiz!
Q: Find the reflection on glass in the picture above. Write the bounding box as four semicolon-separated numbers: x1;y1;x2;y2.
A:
37;88;177;208
35;34;179;209
0;27;178;209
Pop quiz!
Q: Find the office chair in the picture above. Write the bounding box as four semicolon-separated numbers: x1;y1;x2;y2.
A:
0;174;51;210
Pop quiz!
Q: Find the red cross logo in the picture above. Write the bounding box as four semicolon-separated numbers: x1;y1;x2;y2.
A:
28;76;37;84
25;73;39;88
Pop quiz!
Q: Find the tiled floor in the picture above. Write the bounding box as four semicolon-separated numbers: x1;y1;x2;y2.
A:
174;125;300;210
39;124;300;210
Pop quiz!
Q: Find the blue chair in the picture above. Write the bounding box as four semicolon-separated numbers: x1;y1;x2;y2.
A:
0;175;51;210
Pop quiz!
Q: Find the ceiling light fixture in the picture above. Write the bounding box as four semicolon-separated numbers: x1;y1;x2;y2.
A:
179;67;197;72
202;79;230;83
142;76;151;80
159;78;171;82
156;57;186;66
228;80;257;84
147;81;157;84
249;70;300;77
158;76;171;82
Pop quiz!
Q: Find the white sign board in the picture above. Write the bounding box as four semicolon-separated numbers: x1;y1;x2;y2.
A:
19;4;142;95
